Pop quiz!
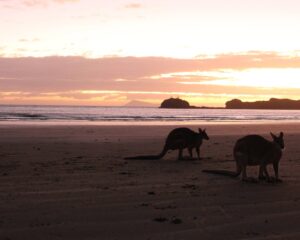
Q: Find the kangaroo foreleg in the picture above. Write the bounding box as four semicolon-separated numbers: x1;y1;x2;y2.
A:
241;164;248;181
196;147;200;160
273;162;282;182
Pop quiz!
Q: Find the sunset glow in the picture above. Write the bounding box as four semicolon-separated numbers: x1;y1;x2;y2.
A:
179;68;300;89
1;0;300;106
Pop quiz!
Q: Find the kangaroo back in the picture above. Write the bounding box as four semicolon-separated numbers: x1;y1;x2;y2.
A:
165;127;201;150
234;135;271;158
233;134;282;166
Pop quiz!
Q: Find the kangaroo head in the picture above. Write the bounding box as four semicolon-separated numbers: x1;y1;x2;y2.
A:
199;128;209;140
270;132;284;149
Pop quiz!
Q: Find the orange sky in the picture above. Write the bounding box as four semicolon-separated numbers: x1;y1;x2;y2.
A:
0;1;300;106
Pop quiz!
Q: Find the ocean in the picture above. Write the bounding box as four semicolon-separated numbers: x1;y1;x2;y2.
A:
0;105;300;124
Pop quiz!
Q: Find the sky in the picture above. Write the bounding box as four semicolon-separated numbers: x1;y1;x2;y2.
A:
0;0;300;106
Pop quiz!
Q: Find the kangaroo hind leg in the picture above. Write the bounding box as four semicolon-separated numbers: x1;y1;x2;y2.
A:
178;148;183;161
188;148;193;159
259;164;266;180
239;156;258;183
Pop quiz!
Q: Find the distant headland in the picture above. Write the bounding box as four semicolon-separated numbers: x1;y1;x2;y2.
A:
226;98;300;110
160;97;300;110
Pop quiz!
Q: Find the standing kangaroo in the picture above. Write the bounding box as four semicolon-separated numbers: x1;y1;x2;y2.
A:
124;127;209;160
203;132;284;182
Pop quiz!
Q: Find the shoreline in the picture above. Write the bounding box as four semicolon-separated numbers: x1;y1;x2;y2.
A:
1;119;300;126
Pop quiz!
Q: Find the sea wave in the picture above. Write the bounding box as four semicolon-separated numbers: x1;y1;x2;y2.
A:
0;105;300;122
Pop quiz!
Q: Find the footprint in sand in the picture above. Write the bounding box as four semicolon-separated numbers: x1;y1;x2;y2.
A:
171;217;182;224
153;217;168;222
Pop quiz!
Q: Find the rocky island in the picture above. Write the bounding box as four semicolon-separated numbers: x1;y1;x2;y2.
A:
160;97;223;109
160;98;191;108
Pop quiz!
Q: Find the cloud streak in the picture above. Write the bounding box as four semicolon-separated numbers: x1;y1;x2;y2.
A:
124;3;142;9
22;0;79;7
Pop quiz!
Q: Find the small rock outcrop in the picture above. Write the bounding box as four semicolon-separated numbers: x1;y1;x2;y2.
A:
160;98;190;109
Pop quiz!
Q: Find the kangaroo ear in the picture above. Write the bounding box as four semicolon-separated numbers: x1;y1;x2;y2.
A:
203;128;206;132
198;128;202;132
270;132;276;139
280;132;284;137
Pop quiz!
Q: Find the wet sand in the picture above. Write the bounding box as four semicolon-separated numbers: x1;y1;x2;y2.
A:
1;123;300;239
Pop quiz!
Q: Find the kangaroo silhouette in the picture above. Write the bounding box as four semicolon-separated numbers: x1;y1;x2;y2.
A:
124;127;209;160
203;132;284;182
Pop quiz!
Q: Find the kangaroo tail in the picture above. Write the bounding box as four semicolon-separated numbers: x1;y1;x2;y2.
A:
124;146;167;160
202;169;240;178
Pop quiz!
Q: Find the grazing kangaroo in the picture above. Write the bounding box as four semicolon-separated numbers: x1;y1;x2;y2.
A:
124;127;209;160
203;132;284;182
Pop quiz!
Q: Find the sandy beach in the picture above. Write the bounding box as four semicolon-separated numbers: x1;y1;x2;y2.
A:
1;122;300;240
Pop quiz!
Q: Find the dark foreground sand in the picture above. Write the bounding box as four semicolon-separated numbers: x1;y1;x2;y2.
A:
1;122;300;240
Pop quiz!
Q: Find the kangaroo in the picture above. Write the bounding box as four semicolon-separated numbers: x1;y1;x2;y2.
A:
124;127;209;160
203;132;284;182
